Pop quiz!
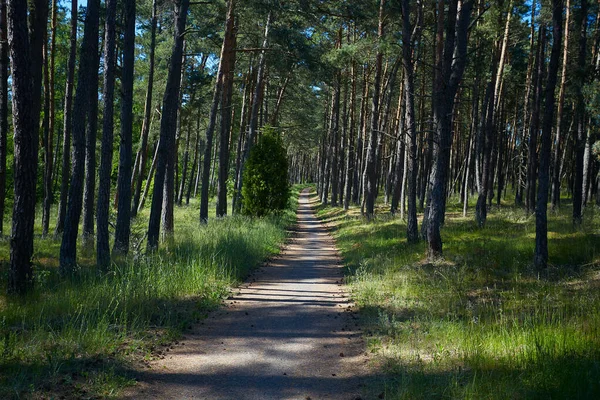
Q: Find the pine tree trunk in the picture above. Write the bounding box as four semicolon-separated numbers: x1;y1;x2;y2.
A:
426;0;472;259
55;0;77;236
572;0;589;225
534;0;563;270
131;0;157;217
96;0;117;270
362;0;385;219
147;0;189;250
216;0;237;217
0;0;7;236
113;0;135;256
82;19;100;245
59;0;99;275
7;0;46;293
551;0;571;209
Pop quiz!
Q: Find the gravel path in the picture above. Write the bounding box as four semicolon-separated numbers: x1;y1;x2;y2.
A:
125;190;370;400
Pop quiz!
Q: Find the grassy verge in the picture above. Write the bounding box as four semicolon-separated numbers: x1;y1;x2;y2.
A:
0;186;303;399
316;191;600;399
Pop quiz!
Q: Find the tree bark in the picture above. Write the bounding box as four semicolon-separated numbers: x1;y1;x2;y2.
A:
551;0;571;209
426;0;472;259
147;0;189;251
362;0;385;219
82;11;100;245
41;0;57;237
131;0;157;217
113;0;135;256
59;0;99;275
96;0;117;270
534;0;563;270
572;0;589;226
0;0;8;236
6;0;45;293
216;0;237;217
55;0;77;236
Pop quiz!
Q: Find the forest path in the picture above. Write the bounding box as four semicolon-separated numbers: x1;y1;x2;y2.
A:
125;189;370;400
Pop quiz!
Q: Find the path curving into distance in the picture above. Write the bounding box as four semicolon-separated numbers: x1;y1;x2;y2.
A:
125;189;370;400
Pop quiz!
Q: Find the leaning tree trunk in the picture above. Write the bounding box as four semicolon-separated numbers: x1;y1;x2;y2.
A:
8;0;47;293
112;0;135;256
59;0;99;275
55;0;77;236
147;0;189;251
216;0;237;217
0;0;8;236
534;0;563;270
96;0;117;270
131;0;157;217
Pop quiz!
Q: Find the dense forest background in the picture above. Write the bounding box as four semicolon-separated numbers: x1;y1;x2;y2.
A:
1;0;600;397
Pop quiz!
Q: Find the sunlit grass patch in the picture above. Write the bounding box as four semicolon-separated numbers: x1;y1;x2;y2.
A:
318;192;600;399
0;186;302;398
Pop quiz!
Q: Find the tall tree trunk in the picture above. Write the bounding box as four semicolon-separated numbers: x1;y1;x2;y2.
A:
131;0;157;217
401;0;421;243
186;113;200;204
59;0;99;275
96;0;117;270
551;0;571;209
362;0;385;219
0;0;7;236
216;0;237;217
6;0;46;293
526;27;545;214
330;68;342;207
42;0;56;237
113;0;135;256
55;0;77;236
572;0;589;226
147;0;189;250
426;0;472;259
344;52;357;211
82;14;100;245
534;0;563;270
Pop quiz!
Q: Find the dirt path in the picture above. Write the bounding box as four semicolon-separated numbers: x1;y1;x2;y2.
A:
125;190;370;400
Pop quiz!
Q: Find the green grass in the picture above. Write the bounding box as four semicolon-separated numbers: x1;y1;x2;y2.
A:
0;187;303;399
316;192;600;399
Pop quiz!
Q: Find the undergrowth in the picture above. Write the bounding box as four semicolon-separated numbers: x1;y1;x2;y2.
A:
0;186;303;399
317;192;600;399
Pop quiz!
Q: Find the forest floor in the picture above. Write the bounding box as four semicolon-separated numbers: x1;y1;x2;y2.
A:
123;189;373;400
316;192;600;399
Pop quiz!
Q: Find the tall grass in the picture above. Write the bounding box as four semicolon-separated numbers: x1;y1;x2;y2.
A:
317;193;600;399
0;187;302;398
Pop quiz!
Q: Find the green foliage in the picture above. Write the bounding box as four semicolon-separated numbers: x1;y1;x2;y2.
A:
242;126;290;216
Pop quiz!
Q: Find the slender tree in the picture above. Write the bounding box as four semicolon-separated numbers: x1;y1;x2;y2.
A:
0;0;7;236
147;0;190;250
216;0;237;217
113;0;135;256
55;0;77;235
534;0;563;269
59;0;100;275
132;0;157;217
96;0;117;270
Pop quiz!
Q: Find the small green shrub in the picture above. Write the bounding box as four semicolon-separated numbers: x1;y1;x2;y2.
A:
242;126;290;216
